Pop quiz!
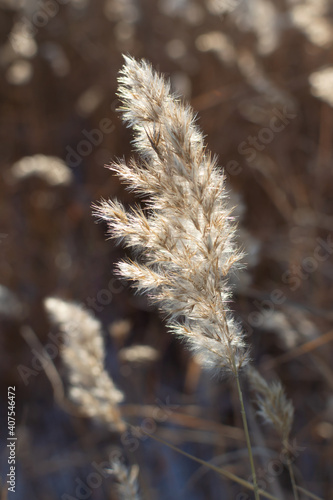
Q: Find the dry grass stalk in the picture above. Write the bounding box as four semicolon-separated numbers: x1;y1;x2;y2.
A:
109;458;140;500
248;367;294;442
94;55;259;499
248;366;298;499
44;297;125;432
94;55;248;377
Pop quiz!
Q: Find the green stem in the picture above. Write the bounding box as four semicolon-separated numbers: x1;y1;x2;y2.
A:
235;372;260;500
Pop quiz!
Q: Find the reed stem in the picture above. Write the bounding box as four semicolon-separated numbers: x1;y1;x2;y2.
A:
137;426;277;500
235;372;260;500
283;440;299;500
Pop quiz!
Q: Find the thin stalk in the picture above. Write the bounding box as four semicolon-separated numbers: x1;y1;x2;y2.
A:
288;462;299;500
235;372;260;500
296;486;324;500
135;426;278;500
282;440;299;500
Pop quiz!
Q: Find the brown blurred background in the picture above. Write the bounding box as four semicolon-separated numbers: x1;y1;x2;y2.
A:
0;0;333;499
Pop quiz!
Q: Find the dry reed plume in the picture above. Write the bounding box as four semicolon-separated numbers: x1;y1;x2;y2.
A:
94;55;260;499
248;367;299;499
44;297;125;432
248;367;294;443
94;55;248;377
109;458;140;500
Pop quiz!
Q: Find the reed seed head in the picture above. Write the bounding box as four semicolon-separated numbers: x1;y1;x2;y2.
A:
44;297;125;432
94;56;249;376
248;366;294;442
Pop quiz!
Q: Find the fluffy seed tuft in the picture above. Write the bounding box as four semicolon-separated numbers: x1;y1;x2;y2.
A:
248;366;294;442
94;56;248;376
44;297;125;432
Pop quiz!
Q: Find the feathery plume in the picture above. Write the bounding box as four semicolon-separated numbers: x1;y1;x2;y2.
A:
247;366;294;442
119;345;159;364
248;367;298;498
109;458;140;500
109;319;132;346
0;284;23;319
44;297;125;432
94;56;248;376
10;155;73;186
309;66;333;107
